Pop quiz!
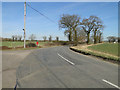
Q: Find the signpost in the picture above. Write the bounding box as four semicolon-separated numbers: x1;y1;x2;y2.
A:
36;42;39;46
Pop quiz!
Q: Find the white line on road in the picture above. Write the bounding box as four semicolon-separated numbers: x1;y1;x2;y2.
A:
102;79;120;89
57;53;75;65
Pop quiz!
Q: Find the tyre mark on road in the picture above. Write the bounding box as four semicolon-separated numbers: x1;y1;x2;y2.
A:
32;52;69;88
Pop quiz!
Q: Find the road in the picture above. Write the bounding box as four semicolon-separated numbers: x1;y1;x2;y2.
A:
2;49;33;88
16;46;119;88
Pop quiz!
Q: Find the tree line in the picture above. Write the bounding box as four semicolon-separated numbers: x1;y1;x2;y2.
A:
11;34;59;42
29;34;59;42
12;35;22;41
107;36;119;43
59;14;104;45
42;36;59;42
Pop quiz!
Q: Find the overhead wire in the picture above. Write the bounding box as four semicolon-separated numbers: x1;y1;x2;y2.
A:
26;3;56;24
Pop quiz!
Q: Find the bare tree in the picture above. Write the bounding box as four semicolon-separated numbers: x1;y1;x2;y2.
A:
107;36;116;43
19;36;22;41
92;16;104;44
77;27;86;43
12;35;15;41
18;35;22;41
97;30;103;43
56;36;59;42
49;35;52;42
29;34;36;41
59;14;81;45
59;14;72;41
64;29;72;41
43;36;47;42
72;16;81;45
107;37;111;43
14;35;18;41
81;16;96;44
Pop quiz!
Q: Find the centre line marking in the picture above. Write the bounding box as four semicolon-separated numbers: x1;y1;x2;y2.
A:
102;79;120;89
57;53;75;65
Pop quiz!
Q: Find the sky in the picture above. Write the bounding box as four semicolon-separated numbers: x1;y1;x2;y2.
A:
2;2;118;40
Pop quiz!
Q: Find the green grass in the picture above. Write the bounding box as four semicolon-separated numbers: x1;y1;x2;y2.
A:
0;41;51;47
87;43;118;56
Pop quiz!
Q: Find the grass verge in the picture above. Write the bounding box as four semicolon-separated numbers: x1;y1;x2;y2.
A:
70;43;119;64
87;43;118;56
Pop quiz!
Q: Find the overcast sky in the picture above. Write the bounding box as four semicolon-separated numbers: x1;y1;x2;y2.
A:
2;2;118;40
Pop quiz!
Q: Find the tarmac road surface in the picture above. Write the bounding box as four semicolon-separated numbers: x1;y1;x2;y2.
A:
16;46;119;88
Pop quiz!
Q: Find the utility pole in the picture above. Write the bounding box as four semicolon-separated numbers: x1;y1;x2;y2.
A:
24;1;26;48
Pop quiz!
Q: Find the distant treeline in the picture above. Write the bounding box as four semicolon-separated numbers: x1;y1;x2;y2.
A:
2;35;120;43
2;34;60;42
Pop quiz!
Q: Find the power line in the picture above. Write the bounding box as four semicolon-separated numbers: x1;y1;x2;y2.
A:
26;3;56;24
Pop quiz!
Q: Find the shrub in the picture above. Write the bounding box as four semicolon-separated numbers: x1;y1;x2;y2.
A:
0;46;12;50
44;43;55;46
26;43;37;47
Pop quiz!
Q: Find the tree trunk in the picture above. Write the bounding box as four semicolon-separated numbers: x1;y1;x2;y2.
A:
94;30;97;44
13;38;14;41
74;29;78;46
99;33;102;43
68;30;72;41
87;32;90;44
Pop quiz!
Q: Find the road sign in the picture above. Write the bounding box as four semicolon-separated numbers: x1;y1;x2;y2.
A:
36;42;39;45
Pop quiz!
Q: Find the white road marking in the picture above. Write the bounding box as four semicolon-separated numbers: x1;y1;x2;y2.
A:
57;53;75;65
102;79;120;89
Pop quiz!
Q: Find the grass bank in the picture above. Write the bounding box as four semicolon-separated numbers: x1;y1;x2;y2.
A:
70;43;119;63
88;43;118;56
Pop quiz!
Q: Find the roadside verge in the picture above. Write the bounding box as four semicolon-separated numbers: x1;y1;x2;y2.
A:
70;44;119;64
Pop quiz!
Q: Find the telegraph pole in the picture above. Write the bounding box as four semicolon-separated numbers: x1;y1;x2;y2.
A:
24;1;26;48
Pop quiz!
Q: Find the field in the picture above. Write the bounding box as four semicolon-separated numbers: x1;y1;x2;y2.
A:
0;41;51;48
87;43;118;56
70;43;119;61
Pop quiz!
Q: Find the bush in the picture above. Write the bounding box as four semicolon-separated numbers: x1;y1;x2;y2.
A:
44;43;55;46
0;46;12;50
58;41;74;45
26;43;37;47
53;41;77;45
